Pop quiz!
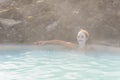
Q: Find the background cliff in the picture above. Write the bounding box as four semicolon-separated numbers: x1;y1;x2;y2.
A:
0;0;120;46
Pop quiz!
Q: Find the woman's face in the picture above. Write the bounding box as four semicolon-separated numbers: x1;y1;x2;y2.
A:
77;31;87;44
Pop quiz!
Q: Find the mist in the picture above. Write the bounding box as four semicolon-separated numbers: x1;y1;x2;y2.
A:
0;0;120;47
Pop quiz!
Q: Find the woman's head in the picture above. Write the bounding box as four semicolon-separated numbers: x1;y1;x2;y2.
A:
77;29;89;48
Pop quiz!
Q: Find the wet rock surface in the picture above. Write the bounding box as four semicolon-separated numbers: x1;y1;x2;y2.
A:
0;0;120;46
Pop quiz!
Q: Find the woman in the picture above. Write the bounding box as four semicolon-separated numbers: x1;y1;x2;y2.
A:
34;29;89;51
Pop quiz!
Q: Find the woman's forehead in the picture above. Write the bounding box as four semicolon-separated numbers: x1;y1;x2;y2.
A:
78;31;85;36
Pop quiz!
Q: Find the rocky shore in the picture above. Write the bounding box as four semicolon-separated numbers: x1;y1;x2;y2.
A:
0;0;120;47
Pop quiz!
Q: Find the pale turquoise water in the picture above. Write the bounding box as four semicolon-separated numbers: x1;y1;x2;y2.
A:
0;45;120;80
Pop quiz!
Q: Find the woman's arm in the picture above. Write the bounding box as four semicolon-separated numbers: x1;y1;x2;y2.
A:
34;40;77;49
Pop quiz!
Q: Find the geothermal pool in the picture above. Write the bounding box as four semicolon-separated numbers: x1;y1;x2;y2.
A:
0;45;120;80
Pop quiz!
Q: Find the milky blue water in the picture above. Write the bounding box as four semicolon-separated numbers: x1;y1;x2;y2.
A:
0;45;120;80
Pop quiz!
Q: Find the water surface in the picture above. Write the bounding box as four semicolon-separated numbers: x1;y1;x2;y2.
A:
0;45;120;80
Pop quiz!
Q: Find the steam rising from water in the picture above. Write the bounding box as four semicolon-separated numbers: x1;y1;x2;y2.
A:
0;0;120;47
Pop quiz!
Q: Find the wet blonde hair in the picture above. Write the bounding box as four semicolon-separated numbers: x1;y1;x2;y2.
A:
79;29;89;39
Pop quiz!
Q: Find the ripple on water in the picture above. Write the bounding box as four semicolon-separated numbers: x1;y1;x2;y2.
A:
0;49;120;80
